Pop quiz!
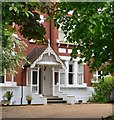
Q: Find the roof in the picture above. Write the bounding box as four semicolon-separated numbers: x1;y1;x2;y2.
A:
24;46;47;67
23;44;66;69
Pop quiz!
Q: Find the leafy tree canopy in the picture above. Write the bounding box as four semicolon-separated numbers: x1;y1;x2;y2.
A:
1;2;47;74
54;2;114;75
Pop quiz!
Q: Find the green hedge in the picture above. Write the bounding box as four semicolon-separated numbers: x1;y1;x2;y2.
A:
91;75;114;103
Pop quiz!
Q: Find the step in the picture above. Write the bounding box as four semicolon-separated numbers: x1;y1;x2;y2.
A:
47;97;63;100
47;99;67;103
47;96;67;104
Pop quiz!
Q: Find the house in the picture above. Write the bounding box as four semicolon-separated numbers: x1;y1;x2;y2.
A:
0;14;100;105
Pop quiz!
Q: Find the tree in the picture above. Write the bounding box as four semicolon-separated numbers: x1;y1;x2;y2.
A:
54;2;114;75
1;2;47;74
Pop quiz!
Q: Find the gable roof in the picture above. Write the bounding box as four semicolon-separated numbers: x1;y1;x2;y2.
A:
23;46;66;69
24;46;47;67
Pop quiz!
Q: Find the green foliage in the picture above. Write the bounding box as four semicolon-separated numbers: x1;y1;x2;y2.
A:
2;2;47;74
54;2;114;74
3;91;13;101
26;96;32;101
91;76;114;103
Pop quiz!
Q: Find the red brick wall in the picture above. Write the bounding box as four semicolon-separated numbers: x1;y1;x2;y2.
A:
84;65;93;86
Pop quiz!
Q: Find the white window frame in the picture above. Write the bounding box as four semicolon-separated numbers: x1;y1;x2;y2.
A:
93;71;103;80
77;63;84;85
31;70;39;94
68;62;74;85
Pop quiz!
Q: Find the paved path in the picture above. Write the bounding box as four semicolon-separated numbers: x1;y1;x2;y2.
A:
1;103;113;118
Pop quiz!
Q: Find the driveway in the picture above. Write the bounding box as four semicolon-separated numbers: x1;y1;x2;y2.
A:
1;103;113;119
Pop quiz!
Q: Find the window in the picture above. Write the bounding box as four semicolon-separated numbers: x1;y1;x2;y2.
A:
32;71;38;93
68;62;74;85
54;72;58;85
93;71;102;80
58;28;67;42
77;63;83;85
0;76;4;83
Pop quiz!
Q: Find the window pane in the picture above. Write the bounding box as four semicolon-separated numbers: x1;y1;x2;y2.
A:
98;71;102;79
78;74;83;85
78;64;83;72
60;73;65;84
55;72;58;85
69;73;73;84
0;76;4;83
32;71;37;84
69;64;73;72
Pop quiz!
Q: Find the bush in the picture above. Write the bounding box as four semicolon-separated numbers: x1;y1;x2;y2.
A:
91;76;114;103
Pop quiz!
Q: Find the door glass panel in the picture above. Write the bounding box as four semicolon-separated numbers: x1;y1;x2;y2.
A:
55;72;58;85
32;71;37;84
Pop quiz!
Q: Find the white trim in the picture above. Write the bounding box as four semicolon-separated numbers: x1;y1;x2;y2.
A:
65;61;69;86
58;48;66;53
26;68;28;86
68;49;72;54
11;74;14;82
37;66;40;94
37;61;60;65
74;61;77;85
58;71;60;92
30;69;32;92
52;67;55;96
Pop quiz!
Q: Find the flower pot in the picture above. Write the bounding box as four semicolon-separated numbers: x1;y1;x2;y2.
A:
8;98;11;101
27;100;31;105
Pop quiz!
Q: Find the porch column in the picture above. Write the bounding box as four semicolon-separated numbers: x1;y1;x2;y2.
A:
65;60;69;86
73;61;77;85
30;69;32;92
52;67;55;96
58;70;60;92
37;66;39;94
26;68;28;86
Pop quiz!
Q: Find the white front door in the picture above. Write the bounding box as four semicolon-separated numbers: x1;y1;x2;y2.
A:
43;66;52;96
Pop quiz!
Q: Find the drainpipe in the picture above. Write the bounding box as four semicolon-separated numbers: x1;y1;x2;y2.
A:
50;17;52;47
21;68;24;105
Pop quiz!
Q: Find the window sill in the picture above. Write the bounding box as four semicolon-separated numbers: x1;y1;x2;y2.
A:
0;82;18;87
57;39;74;45
60;83;87;88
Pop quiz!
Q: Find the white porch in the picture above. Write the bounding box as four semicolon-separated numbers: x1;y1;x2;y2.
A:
26;65;62;97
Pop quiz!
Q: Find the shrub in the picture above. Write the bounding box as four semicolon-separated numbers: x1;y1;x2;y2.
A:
91;76;114;103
